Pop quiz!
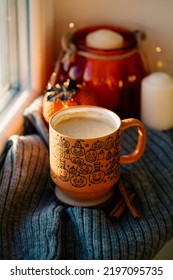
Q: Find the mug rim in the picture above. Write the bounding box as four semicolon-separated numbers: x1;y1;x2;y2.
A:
49;105;121;140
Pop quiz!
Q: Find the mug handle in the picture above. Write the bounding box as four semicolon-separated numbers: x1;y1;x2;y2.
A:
120;118;146;164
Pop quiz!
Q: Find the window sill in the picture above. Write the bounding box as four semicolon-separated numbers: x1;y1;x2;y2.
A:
0;90;40;155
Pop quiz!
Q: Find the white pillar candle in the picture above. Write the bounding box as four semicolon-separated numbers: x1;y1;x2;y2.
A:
141;72;173;130
86;29;124;50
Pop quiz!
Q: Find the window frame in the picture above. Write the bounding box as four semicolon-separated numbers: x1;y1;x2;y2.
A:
0;0;56;155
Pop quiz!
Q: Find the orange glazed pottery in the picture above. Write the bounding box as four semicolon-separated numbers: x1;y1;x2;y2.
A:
42;79;98;124
57;25;147;118
49;106;146;206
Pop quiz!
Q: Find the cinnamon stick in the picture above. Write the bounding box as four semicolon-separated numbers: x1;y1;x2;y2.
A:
118;179;140;218
109;192;135;218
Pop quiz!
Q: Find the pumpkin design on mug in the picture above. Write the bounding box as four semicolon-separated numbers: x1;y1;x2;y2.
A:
64;148;71;159
70;156;84;166
89;162;104;184
105;159;119;180
85;148;97;162
71;140;85;157
77;163;93;175
104;136;115;150
56;146;64;159
113;164;119;179
57;159;69;182
92;140;104;150
112;149;120;162
69;166;77;176
106;151;113;160
97;149;105;160
70;174;87;188
58;136;70;148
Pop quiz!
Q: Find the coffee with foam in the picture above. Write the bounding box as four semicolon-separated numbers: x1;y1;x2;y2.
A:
55;112;116;138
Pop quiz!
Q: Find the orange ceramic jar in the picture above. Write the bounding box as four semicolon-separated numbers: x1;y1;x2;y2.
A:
57;25;147;118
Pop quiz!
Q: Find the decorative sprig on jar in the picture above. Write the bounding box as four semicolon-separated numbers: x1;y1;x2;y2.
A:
42;79;98;124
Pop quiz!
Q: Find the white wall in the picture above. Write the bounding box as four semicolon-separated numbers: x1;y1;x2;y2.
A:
54;0;173;75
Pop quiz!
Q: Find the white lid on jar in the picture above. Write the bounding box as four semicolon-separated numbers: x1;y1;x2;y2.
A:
86;28;124;50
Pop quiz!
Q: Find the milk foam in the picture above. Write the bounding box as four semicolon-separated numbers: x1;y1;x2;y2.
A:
55;113;116;138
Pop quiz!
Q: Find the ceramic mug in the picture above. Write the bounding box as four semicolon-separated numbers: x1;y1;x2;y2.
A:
49;106;146;206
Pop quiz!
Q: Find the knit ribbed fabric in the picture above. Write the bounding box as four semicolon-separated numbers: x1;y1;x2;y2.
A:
0;97;173;260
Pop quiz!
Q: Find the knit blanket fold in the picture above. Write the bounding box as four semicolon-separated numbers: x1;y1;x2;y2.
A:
0;96;173;260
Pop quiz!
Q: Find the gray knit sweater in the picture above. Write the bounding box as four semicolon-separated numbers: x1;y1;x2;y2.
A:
0;97;173;260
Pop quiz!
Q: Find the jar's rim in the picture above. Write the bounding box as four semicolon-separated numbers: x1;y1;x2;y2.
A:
72;25;138;55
